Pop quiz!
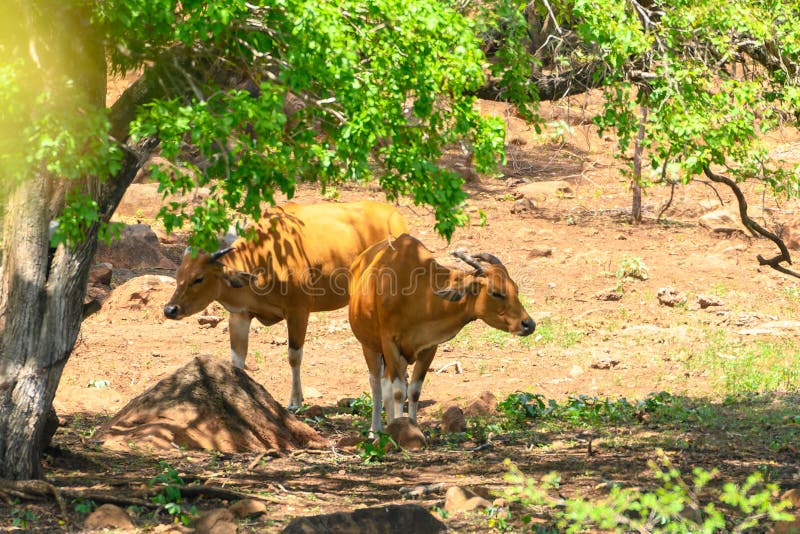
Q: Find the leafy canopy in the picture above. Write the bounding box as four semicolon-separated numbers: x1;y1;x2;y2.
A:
92;0;506;251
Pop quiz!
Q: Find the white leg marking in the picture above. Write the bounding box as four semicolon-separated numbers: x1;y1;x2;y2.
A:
391;377;405;424
288;347;304;409
229;315;251;369
369;372;383;435
381;375;393;422
407;379;423;423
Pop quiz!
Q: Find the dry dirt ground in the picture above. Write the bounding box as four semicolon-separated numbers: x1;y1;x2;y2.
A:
4;95;800;532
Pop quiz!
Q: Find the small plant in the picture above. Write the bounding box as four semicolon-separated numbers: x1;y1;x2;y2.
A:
73;498;97;515
497;391;551;429
616;256;649;280
349;393;373;418
11;505;38;528
498;451;793;532
357;432;396;464
148;461;197;526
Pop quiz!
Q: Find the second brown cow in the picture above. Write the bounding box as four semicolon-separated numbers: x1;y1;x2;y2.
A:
348;233;535;434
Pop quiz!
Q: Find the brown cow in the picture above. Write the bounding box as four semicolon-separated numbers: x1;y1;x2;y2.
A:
164;201;407;409
348;233;535;433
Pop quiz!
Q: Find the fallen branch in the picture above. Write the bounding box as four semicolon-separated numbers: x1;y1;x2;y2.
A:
703;167;800;279
0;479;69;522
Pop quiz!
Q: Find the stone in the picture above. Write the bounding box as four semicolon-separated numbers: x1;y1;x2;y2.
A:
464;391;497;417
303;405;325;418
526;245;553;258
385;417;427;450
698;209;748;234
118;181;210;218
510;198;535;214
444;486;492;513
88;263;113;286
441;406;466;433
194;508;236;534
281;504;446;534
229;498;268;519
773;488;800;534
594;287;623;301
336;433;363;449
697;294;723;308
657;286;687;307
84;504;135;531
94;224;177;270
516;180;574;201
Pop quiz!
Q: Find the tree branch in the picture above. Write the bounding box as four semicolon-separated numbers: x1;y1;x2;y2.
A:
703;166;800;279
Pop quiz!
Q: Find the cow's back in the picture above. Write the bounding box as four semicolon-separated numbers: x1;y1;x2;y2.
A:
226;201;407;313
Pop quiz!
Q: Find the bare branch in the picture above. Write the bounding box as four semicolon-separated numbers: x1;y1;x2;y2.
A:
703;167;800;279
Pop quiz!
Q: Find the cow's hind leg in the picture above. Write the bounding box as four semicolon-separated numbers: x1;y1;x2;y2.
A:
286;311;310;410
380;338;407;425
229;312;253;369
408;346;437;424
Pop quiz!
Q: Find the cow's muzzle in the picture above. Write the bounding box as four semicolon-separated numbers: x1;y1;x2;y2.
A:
519;318;536;337
163;305;181;319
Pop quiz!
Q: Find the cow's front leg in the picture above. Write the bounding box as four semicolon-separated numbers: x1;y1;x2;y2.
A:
229;312;253;369
286;311;310;410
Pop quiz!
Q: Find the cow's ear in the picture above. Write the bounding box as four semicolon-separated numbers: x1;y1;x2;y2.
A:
222;269;252;289
434;287;464;302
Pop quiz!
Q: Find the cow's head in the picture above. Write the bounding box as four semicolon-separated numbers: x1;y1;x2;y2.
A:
164;247;250;319
442;251;535;336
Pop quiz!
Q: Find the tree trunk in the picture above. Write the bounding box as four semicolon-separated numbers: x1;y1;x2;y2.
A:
631;106;648;224
0;1;106;480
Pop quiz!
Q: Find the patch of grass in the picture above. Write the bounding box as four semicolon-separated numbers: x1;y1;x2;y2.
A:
498;452;793;532
695;330;800;395
525;317;585;349
615;256;649;281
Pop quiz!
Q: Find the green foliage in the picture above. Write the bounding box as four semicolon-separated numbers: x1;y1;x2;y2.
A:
497;391;698;430
72;499;97;515
349;393;374;419
499;452;793;532
357;432;396;464
10;504;37;529
148;462;197;526
102;0;507;250
696;330;800;396
528;317;585;348
616;256;649;281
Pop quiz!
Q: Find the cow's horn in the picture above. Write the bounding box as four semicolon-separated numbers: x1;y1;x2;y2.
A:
451;250;483;272
211;247;235;261
472;253;502;266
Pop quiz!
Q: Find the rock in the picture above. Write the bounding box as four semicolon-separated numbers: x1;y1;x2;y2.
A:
385;417;427;450
88;263;113;286
516;180;574;201
657;286;687;307
590;358;620;370
526;245;553;259
698;209;748;234
281;504;446;534
738;320;800;336
444;486;492;513
510;198;535;214
773;488;800;534
95;224;177;270
84;504;135;531
441;406;466;433
195;508;236;534
303;405;325;418
197;315;223;328
594;287;623;301
229;499;268;519
697;294;723;308
464;391;498;417
336;433;363;449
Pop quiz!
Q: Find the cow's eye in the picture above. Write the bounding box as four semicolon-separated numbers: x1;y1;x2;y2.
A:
489;290;506;300
192;276;204;286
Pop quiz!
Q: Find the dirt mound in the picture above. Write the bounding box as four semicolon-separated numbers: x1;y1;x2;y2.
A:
93;356;327;453
93;275;176;323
